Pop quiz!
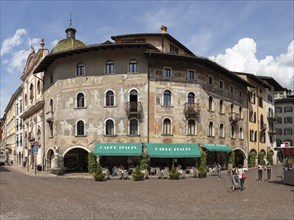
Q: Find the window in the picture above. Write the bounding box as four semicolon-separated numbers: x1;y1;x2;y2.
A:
106;91;114;106
163;68;172;78
258;97;263;108
250;130;254;141
29;83;34;102
187;70;195;80
163;90;171;106
77;93;85;108
129;59;138;73
16;119;19;131
219;80;223;89
50;74;53;83
284;128;293;135
253;112;256;123
16;134;19;147
208;76;213;85
170;44;179;54
163;118;171;135
48;122;53;138
230;104;234;114
188;92;195;105
129;119;138;135
19;119;22;130
106;119;114;135
249;111;254;122
208;96;214;111
239;107;243;119
284;107;293;112
105;59;114;74
230;86;234;93
268;95;273;102
19;101;22;113
275;107;282;113
260;131;266;143
219;123;224;138
239;128;244;139
254;131;257;142
24;94;27;106
76;63;85;76
239;90;242;97
19;133;22;146
231;125;235;139
277;117;282;123
219;100;224;113
187;119;196;135
77;120;85;136
208;121;214;137
284;117;293;124
249;92;256;104
37;80;41;94
49;99;54;112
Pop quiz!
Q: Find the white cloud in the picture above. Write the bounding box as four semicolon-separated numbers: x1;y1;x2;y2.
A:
209;38;294;90
5;50;30;73
1;29;27;56
51;39;59;48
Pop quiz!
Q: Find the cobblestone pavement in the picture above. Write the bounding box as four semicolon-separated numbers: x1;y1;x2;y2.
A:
1;165;293;220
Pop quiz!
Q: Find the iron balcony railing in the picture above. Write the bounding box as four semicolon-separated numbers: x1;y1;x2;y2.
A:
184;103;200;118
125;102;143;118
229;112;241;123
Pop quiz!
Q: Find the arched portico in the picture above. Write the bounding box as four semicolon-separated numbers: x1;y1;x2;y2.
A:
63;146;91;172
233;148;248;168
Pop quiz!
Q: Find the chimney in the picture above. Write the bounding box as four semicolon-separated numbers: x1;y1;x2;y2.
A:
160;25;167;33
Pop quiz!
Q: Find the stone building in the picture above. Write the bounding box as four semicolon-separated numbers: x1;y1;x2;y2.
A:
15;86;24;166
20;40;49;170
34;23;252;172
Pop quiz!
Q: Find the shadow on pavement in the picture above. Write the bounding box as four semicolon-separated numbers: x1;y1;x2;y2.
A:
0;166;11;172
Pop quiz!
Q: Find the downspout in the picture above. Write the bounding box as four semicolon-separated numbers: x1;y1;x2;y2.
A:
257;88;260;161
147;52;151;143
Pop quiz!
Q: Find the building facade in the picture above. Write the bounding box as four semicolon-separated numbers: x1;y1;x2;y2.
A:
15;86;24;166
20;40;49;170
33;23;251;172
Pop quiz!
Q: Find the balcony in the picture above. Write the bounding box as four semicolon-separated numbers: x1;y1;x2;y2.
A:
229;112;241;124
184;103;200;118
46;111;54;122
125;102;143;118
267;113;278;122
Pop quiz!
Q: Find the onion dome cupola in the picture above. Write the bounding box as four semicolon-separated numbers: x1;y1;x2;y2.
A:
51;18;85;54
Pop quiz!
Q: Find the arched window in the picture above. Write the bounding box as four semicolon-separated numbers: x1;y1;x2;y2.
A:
230;104;234;113
254;131;257;142
208;121;214;137
29;83;34;102
188;92;195;106
129;59;138;73
239;107;243;119
163;118;171;135
49;99;54;112
76;63;85;76
106;119;114;135
254;112;257;122
77;93;85;108
106;91;114;106
239;127;244;139
187;119;196;135
231;125;235;139
24;94;27;106
208;96;213;111
77;120;85;136
130;119;138;135
37;80;41;95
219;100;223;113
105;59;114;74
219;123;224;138
260;114;264;129
163;90;171;106
129;90;138;111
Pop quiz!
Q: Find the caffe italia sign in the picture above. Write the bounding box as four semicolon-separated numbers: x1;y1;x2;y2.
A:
94;143;142;156
154;147;192;152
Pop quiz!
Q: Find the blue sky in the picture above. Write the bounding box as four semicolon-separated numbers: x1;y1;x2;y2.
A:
1;1;293;117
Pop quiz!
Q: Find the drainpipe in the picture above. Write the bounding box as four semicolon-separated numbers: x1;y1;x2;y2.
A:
147;52;151;144
257;88;260;164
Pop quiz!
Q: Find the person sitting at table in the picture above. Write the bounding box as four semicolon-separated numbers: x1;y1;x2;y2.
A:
111;166;117;176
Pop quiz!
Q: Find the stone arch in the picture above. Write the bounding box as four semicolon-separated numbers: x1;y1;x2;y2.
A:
233;148;247;167
63;145;91;172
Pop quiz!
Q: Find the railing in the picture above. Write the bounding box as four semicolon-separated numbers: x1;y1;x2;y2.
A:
125;102;143;118
267;113;278;121
184;103;200;118
46;111;54;122
229;112;241;123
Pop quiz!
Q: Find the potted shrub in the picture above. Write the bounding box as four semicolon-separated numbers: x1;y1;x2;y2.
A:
132;165;144;181
248;151;256;168
169;164;180;180
227;151;235;173
88;151;97;175
198;151;207;178
140;152;149;179
258;151;265;165
94;164;105;181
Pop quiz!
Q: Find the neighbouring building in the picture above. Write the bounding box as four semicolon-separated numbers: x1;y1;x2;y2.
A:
33;22;252;173
20;40;49;170
15;87;24;166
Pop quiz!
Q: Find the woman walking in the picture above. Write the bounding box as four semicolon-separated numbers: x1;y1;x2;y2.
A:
231;166;238;191
266;162;272;182
237;164;247;191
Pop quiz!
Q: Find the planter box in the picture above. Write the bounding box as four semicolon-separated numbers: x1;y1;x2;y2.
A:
198;173;207;178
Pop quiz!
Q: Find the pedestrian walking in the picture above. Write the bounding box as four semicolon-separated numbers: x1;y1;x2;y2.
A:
266;162;272;182
231;166;238;191
257;164;263;181
217;163;221;180
237;164;247;191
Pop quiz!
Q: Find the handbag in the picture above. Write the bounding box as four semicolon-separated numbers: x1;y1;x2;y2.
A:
242;172;247;179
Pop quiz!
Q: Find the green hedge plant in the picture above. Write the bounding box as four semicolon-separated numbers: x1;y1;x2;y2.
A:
248;151;256;168
94;164;105;181
198;151;207;178
88;151;97;175
169;164;180;180
132;165;144;181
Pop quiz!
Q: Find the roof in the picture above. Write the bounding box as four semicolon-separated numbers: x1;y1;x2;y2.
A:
233;72;271;89
34;43;159;73
51;38;86;54
146;51;254;88
256;76;285;91
111;33;195;56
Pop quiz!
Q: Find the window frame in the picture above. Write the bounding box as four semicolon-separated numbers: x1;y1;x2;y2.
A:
163;90;172;106
163;118;172;135
105;59;115;74
76;63;85;76
129;58;138;73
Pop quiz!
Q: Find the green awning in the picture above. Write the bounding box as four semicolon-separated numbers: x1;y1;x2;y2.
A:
146;143;200;158
94;143;142;156
203;144;232;152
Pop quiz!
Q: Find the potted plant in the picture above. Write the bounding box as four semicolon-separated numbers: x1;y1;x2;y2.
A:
132;165;144;181
94;164;105;181
169;164;180;180
140;152;149;179
227;151;235;173
198;151;207;178
88;151;97;175
258;151;265;165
